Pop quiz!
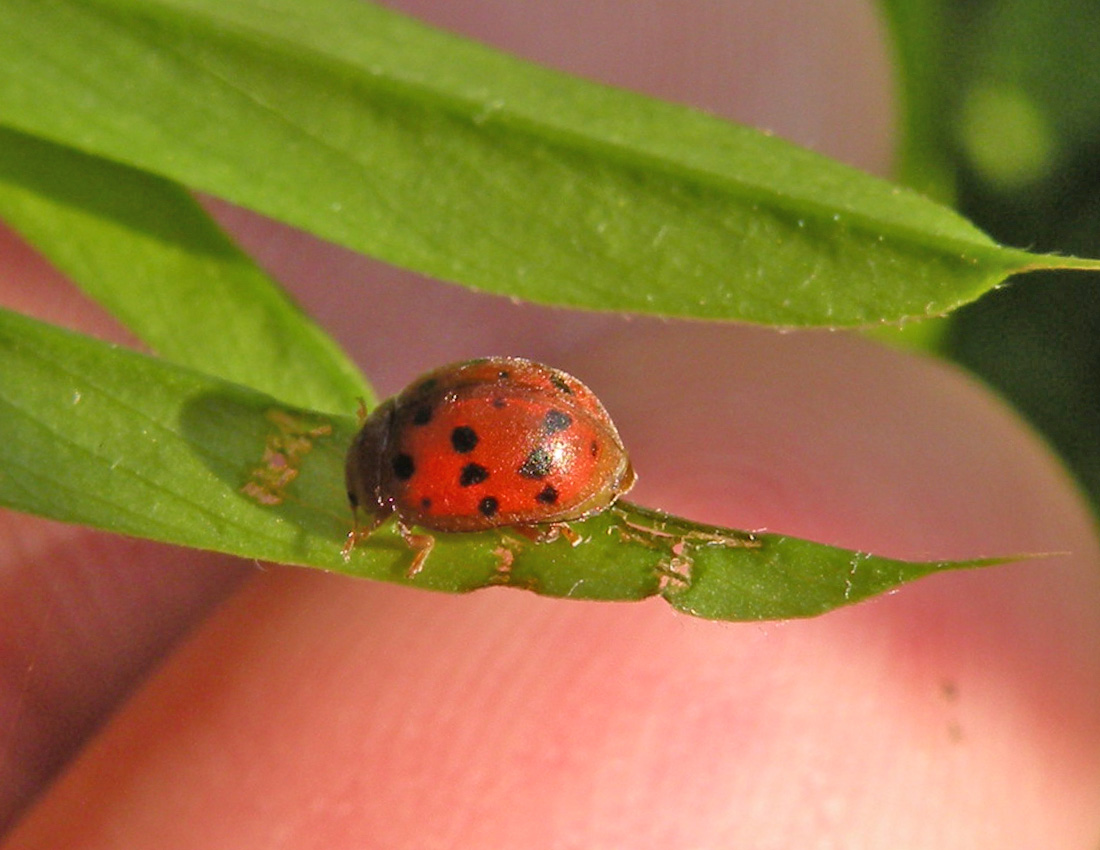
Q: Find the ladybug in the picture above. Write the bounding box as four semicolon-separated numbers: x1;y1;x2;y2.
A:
343;357;636;571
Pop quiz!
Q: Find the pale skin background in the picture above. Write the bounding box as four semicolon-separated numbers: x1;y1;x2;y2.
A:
2;1;1100;847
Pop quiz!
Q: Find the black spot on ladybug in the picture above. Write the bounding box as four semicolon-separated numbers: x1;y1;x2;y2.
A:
518;446;553;479
544;409;572;434
392;453;415;480
420;496;432;510
459;463;489;487
549;373;574;394
414;378;438;396
412;404;433;426
451;425;479;453
590;440;599;458
497;369;511;380
479;496;499;517
491;396;507;409
536;484;559;505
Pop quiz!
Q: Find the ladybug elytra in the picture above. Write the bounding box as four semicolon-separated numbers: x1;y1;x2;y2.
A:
343;357;635;571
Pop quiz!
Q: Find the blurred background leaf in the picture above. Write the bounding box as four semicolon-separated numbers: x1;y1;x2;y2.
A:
882;0;1100;508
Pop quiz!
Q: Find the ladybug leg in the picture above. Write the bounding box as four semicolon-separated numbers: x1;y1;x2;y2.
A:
553;523;582;547
510;522;581;547
395;520;436;577
340;505;388;562
354;397;370;426
342;509;435;576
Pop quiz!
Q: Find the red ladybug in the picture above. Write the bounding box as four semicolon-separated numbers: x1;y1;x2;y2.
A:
344;357;635;571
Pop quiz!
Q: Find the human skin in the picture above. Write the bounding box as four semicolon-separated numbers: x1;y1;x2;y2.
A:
2;2;1100;847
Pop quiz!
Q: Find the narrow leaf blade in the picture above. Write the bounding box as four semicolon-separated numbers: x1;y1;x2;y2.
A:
0;0;1092;326
0;126;369;413
0;307;1012;621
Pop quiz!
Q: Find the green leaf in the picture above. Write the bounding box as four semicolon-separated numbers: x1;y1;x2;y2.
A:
0;0;1095;327
0;306;1010;621
0;126;369;413
0;305;348;562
